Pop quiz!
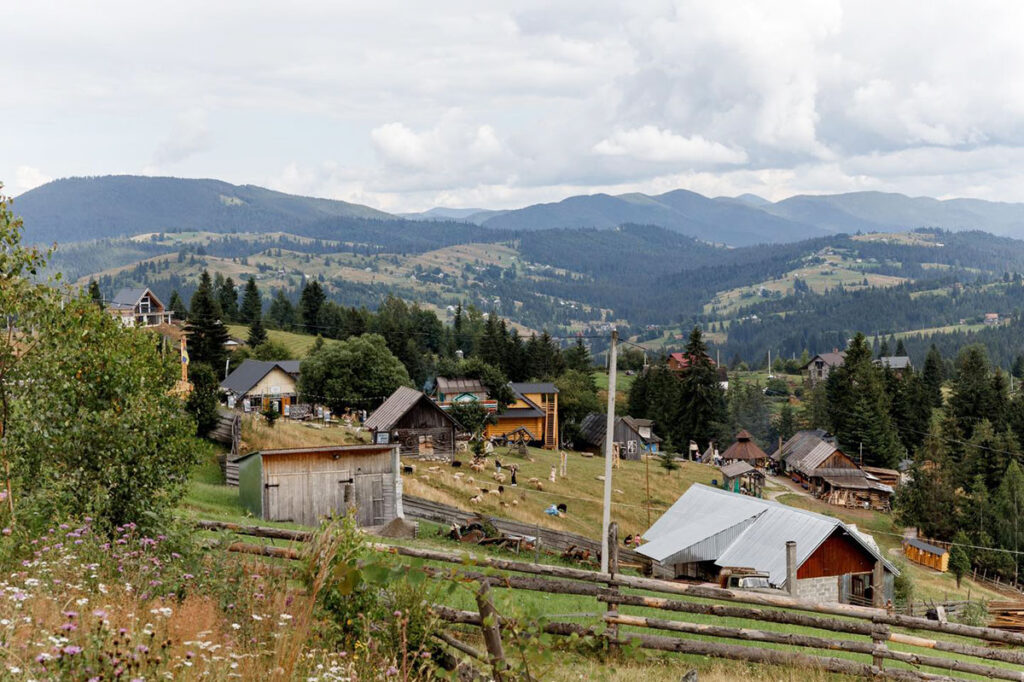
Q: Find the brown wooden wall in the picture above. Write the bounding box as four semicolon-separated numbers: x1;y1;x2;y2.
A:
797;530;876;579
822;450;859;470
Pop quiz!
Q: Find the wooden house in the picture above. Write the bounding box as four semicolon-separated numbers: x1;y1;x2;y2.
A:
776;430;893;511
485;383;559;449
433;377;494;408
802;351;845;386
237;444;402;527
875;356;912;376
638;484;898;604
364;386;463;459
220;359;301;413
720;430;769;467
718;461;764;497
903;538;949;573
575;413;653;460
106;287;174;327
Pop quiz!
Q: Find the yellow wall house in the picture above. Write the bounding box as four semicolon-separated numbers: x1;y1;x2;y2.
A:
221;359;301;414
484;382;559;449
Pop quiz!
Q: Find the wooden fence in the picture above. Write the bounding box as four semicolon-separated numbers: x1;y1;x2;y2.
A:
401;494;646;565
198;518;1024;681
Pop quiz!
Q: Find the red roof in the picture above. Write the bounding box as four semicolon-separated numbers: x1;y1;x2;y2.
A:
668;352;716;369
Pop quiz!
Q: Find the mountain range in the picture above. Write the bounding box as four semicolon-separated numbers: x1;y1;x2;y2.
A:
16;175;1024;247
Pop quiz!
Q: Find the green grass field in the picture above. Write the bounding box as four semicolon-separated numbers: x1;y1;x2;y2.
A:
226;324;328;357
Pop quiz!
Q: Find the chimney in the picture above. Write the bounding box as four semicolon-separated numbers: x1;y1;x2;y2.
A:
786;541;797;597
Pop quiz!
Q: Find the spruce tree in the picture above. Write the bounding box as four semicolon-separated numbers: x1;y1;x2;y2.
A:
267;290;296;330
922;344;945;407
88;280;103;308
949;345;999;440
949;531;971;589
247;316;268;347
676;327;728;452
239;276;262;323
186;270;229;371
168;290;188;321
299;280;325;332
895;338;907;356
565;337;593;373
218;276;238;322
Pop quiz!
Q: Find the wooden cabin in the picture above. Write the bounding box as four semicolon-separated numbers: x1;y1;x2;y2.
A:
237;444;402;527
107;287;174;327
720;429;769;467
903;538;949;573
576;413;651;460
365;386;462;460
485;383;559;449
718;461;765;497
220;360;301;413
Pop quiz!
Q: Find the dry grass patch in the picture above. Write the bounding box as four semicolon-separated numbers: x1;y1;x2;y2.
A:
239;415;369;454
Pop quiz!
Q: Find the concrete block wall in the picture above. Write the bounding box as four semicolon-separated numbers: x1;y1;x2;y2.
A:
796;576;839;603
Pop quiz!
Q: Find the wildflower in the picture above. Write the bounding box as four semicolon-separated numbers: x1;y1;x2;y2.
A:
231;623;241;630
252;614;263;621
62;645;83;655
35;653;50;664
62;611;78;619
386;666;398;676
1;528;10;536
60;623;77;632
93;609;108;619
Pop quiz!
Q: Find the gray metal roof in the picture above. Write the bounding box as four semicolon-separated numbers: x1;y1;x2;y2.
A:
720;461;758;478
112;287;148;307
436;377;487;396
221;359;301;396
364;386;461;432
510;382;559;395
802;351;845;370
502;406;544;418
875;356;912;370
576;412;648;448
234;443;398;464
638;484;898;586
791;441;840;476
771;429;828;461
905;537;947;556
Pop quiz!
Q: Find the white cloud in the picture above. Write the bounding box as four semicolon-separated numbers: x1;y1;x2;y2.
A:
152;108;211;165
12;166;52;195
593;126;747;165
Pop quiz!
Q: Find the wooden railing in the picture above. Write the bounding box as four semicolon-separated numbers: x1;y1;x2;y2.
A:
199;518;1024;681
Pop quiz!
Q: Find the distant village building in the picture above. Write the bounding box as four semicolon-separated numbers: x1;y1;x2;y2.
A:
365;386;462;459
433;379;559;449
903;538;949;573
236;444;402;527
720;430;769;468
802;351;845;386
106;287;174;327
221;359;301;414
875;356;912;375
772;430;893;511
638;484;898;604
985;312;1000;326
576;413;661;459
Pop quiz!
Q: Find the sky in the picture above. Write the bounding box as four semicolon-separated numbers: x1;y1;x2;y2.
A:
6;1;1024;213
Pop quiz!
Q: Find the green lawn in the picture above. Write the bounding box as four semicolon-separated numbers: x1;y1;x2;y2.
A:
595;370;637;393
226;324;328;357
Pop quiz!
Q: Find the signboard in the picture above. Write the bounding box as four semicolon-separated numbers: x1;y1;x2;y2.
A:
374;431;391;445
242;398;251;413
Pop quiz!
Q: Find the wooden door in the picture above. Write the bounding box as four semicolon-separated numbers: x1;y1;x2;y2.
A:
354;474;386;526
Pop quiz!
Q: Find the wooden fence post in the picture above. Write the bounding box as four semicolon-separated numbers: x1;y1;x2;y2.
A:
871;624;887;671
606;522;620;648
476;583;507;681
872;561;885;609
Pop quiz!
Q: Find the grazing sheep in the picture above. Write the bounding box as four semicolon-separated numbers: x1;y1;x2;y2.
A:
492;472;506;483
469;495;483;504
470;461;486;472
527;477;540;485
428;466;441;472
511;499;519;506
453;472;464;479
466;476;475;484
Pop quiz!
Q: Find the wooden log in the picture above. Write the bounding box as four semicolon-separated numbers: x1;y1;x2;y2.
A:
599;593;1024;667
476;584;507;682
432;609;960;682
421;565;604;597
434;631;487;663
197;519;313;542
225;541;300;560
370;541;1024;646
605;613;1024;682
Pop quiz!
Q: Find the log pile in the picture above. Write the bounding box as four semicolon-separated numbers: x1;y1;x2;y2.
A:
989;601;1024;631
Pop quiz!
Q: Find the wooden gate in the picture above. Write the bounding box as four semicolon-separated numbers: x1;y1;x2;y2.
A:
355;474;386;526
264;468;351;526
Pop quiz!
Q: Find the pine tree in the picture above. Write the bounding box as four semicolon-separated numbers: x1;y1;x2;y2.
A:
186;270;229;371
778;403;796;442
923;344;945;407
168;290;188;321
299;280;325;332
239;276;262;323
565;337;593;373
247;316;268;347
88;280;103;308
217;276;238;322
949;345;999;440
949;531;971;589
895;338;907;356
676;327;728;451
267;290;296;330
1013;354;1024;381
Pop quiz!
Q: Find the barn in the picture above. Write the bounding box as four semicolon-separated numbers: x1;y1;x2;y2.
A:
638;484;898;605
237;444;403;527
365;386;463;459
576;412;651;460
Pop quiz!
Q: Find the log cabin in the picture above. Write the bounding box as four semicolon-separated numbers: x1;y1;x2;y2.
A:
365;386;463;460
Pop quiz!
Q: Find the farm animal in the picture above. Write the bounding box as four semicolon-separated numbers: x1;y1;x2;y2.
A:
492;472;506;483
469;495;483;504
453;472;463;479
428;466;440;472
450;460;462;468
527;477;544;491
511;499;519;506
470;461;486;472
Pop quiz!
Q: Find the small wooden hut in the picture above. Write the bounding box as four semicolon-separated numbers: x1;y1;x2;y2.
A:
718;461;765;497
903;538;949;573
365;387;462;459
720;430;769;467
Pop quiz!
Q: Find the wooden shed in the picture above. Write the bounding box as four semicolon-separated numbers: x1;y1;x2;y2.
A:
237;444;402;527
903;537;949;573
576;412;648;460
720;430;769;467
365;386;462;459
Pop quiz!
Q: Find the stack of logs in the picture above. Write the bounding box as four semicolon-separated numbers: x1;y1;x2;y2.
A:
989;602;1024;631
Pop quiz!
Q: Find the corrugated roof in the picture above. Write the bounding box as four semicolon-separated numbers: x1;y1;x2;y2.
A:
789;440;838;476
510;382;559;394
720;461;757;478
436;377;487;396
364;386;461;432
905;537;947;556
802;351;846;370
876;356;912;370
234;443;398;464
720;430;769;462
576;412;648;448
221;360;301;395
112;287;148;307
638;484;897;586
771;429;829;461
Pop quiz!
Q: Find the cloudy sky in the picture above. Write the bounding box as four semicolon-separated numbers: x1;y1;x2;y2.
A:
6;1;1024;212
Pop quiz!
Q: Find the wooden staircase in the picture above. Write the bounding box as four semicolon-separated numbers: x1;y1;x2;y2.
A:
544;398;557;449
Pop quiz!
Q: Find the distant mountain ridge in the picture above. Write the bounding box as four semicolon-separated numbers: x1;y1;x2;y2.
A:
17;175;1024;247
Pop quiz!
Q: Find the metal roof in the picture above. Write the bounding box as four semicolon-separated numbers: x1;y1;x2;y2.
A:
904;537;947;556
220;359;301;396
234;443;398;464
802;351;846;370
364;386;461;432
435;377;487;396
500;406;544;419
771;429;829;461
788;440;839;476
638;484;898;587
110;287;165;311
510;382;559;395
719;461;758;478
875;356;912;370
576;412;650;448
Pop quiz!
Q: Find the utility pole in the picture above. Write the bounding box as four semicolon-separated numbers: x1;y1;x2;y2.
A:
859;442;863;467
645;446;651;528
600;329;618;574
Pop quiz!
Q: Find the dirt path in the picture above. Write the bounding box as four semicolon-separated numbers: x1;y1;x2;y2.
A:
764;473;812;501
